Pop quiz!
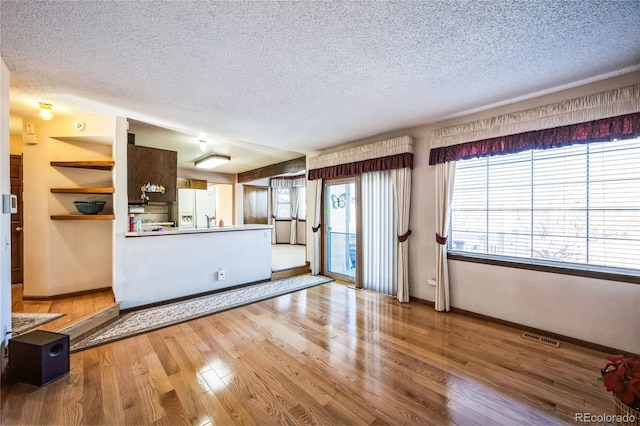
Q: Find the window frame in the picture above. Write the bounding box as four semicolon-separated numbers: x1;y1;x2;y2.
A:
447;139;640;285
447;252;639;284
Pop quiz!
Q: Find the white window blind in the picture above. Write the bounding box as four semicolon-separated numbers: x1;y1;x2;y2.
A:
449;138;640;271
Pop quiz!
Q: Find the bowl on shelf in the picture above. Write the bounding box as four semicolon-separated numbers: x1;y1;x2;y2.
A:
73;201;106;215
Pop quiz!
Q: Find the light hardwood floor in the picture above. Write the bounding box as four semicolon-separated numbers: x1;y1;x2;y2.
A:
2;281;614;425
10;284;115;332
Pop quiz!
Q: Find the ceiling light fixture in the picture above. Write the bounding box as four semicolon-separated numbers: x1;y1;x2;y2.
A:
194;154;230;169
36;102;54;121
199;139;208;152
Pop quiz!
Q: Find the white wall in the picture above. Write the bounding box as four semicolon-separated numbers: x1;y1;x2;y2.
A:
1;57;12;375
308;71;640;354
448;262;640;351
114;228;272;309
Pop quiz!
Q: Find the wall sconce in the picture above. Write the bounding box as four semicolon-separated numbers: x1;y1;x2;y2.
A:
195;154;230;169
199;139;208;152
36;102;54;121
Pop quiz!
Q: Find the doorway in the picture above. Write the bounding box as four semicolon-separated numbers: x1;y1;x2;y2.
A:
324;179;357;281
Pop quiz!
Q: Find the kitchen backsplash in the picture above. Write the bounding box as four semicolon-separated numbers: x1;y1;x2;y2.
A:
128;203;172;228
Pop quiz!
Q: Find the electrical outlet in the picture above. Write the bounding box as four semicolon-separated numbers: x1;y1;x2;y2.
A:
427;279;437;286
217;268;225;280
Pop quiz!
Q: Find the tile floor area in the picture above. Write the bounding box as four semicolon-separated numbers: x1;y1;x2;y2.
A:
271;244;307;271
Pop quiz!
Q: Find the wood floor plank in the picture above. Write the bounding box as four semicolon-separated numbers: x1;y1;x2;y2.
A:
199;369;256;425
112;338;143;411
167;372;212;426
159;389;192;426
147;332;180;377
82;347;105;425
133;372;167;423
144;352;175;396
198;389;240;426
99;346;126;425
61;354;84;425
123;403;147;426
2;281;617;425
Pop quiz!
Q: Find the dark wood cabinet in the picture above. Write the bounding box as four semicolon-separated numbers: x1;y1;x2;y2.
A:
127;145;177;203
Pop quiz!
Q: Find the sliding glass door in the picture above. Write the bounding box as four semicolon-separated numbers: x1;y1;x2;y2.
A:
324;179;357;280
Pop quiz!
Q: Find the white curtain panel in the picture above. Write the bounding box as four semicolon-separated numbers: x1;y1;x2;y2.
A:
289;187;300;245
270;187;278;244
311;178;323;275
435;162;456;312
361;171;397;296
392;167;411;303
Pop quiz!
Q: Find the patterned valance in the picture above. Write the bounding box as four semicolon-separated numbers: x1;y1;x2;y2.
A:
429;111;640;165
270;176;306;188
431;84;640;149
308;135;415;180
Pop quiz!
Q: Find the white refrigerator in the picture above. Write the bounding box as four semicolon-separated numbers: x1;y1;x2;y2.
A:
173;188;216;228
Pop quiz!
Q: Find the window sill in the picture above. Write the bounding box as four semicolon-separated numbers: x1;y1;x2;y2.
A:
447;252;640;285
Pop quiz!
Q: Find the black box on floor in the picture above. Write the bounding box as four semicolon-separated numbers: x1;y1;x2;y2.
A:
8;330;70;386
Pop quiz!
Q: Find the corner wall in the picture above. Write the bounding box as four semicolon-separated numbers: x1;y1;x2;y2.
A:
22;116;115;297
409;71;640;355
308;70;640;354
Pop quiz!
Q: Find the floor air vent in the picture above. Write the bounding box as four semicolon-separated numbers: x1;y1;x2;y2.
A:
522;332;560;348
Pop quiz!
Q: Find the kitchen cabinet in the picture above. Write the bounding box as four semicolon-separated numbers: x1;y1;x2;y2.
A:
50;160;115;220
127;145;177;203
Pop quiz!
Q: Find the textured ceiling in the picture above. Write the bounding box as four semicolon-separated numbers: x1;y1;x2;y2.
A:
2;1;640;172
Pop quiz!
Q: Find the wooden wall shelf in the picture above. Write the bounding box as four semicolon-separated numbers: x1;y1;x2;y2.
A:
51;215;115;221
50;161;115;171
51;188;116;194
51;187;115;194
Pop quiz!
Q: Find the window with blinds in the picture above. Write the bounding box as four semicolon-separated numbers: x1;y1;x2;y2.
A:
275;187;291;219
449;137;640;272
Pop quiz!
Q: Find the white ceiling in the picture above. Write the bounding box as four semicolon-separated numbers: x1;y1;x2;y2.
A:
2;1;640;173
127;119;302;174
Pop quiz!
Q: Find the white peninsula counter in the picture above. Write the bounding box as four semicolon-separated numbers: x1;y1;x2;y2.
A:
115;224;272;309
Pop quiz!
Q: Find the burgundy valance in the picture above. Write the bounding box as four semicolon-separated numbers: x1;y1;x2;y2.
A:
308;152;413;181
429;112;640;165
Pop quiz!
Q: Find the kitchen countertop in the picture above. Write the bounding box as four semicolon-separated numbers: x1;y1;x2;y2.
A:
124;224;271;237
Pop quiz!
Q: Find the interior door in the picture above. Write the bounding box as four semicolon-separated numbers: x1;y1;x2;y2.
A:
10;154;23;284
324;179;356;280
